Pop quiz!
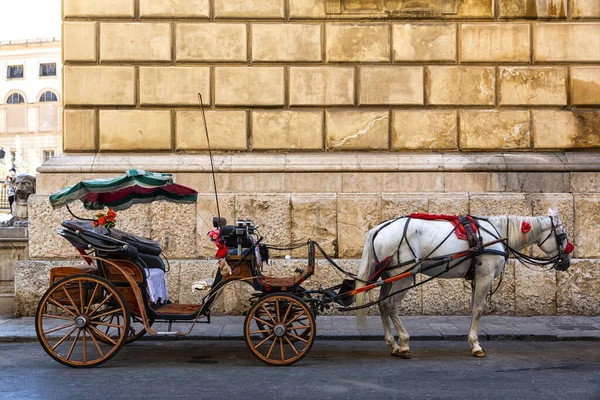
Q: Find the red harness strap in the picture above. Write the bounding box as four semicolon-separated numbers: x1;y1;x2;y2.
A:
369;256;394;282
409;213;478;241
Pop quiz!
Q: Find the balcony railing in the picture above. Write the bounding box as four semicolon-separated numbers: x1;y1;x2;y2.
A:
0;103;62;134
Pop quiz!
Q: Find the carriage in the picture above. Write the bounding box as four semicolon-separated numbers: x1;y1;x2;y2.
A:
35;170;573;367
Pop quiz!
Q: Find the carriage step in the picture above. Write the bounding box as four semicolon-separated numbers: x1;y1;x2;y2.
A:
155;331;179;336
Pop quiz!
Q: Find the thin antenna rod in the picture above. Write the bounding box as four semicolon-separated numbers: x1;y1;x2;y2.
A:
198;93;221;226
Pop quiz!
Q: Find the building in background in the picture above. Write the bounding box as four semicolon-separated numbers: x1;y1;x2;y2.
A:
0;38;61;176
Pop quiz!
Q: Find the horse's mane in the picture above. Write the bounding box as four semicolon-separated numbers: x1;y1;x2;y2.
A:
486;215;549;249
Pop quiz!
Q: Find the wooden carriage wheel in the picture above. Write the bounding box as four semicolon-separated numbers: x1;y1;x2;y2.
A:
35;274;130;368
244;293;316;366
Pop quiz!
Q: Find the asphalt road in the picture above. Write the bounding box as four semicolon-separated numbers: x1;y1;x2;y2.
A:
1;340;599;400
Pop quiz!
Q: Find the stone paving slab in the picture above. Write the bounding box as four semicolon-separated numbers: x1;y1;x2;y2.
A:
0;315;598;343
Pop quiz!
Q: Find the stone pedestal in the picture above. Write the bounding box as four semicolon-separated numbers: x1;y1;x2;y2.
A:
0;227;28;315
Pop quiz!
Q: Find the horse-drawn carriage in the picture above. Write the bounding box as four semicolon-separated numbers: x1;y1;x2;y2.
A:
36;170;574;367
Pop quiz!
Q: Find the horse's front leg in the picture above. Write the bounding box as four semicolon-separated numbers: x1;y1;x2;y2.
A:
468;261;496;357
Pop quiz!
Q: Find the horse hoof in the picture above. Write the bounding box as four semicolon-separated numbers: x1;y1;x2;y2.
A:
392;350;412;359
472;349;486;358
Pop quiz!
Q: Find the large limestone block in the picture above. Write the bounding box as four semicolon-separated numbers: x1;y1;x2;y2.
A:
215;67;284;106
100;23;172;62
235;194;292;256
252;24;322;62
289;0;327;19
359;66;424;105
445;173;507;192
427;67;495;105
14;261;54;317
63;110;96;152
150;202;197;259
393;23;456;62
556;260;600;316
289;67;354;106
484;260;516;315
229;174;286;194
429;193;469;215
63;0;134;17
571;0;600;18
64;66;135;106
326;110;389;150
534;23;600;62
291;194;337;257
570;67;600;106
460;23;530;62
571;173;600;193
140;67;210;106
195;194;235;258
337;194;381;258
214;0;285;19
342;173;383;193
384;173;445;193
533;110;600;149
99;110;172;151
176;23;247;62
252;111;323;150
139;0;210;18
176;111;247;151
422;277;471;316
285;173;343;193
459;110;530;150
382;194;428;221
498;0;567;18
63;22;97;62
326;24;390;62
391;109;456;150
573;194;600;258
469;193;532;217
499;67;567;106
515;262;556;316
507;173;570;193
455;0;495;18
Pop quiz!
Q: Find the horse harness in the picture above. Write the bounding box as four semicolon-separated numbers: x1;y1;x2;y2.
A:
369;215;508;283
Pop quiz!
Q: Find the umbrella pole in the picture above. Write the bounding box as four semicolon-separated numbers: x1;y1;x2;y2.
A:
66;204;95;221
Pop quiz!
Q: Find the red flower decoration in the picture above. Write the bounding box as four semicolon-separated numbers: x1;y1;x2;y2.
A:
93;208;116;230
521;221;531;233
565;242;574;254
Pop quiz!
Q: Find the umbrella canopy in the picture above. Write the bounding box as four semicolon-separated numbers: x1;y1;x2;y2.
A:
49;169;198;211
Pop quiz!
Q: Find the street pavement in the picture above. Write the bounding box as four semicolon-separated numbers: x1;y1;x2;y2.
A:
1;314;600;342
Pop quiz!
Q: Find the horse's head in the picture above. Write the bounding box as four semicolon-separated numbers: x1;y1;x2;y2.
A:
536;208;573;271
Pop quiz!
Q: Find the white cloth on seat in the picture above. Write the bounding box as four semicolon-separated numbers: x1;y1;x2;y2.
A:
145;268;169;304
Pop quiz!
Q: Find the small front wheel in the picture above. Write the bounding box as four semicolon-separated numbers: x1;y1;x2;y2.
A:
244;293;316;366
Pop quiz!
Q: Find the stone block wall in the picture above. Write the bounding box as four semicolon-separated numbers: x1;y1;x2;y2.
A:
60;0;599;153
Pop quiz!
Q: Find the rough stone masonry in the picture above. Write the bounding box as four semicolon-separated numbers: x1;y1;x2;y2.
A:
15;0;600;316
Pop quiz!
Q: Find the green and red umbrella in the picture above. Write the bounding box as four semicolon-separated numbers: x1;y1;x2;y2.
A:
49;169;197;211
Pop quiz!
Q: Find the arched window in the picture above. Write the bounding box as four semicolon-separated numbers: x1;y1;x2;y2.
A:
39;91;58;102
6;93;25;104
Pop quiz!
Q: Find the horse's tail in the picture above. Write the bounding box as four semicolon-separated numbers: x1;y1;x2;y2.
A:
355;228;376;333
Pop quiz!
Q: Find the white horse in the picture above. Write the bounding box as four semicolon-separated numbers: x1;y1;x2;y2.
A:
354;208;572;358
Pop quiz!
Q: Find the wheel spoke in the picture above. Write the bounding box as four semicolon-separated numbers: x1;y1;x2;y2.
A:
86;283;99;312
51;327;78;350
89;325;117;346
48;298;77;317
90;307;122;321
66;329;82;360
43;322;75;335
62;286;80;314
284;335;299;355
78;281;84;314
87;328;104;357
95;321;125;329
282;301;293;324
275;299;281;323
266;337;277;359
287;332;309;343
251;315;273;328
254;334;274;350
82;329;87;363
249;329;271;334
285;311;307;326
288;324;312;331
279;337;284;361
260;305;276;325
42;314;73;321
88;293;114;317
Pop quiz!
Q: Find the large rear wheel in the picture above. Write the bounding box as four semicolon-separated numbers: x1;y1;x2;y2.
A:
35;274;130;368
244;293;316;366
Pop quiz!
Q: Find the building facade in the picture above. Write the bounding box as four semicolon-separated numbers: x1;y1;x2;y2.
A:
0;38;62;176
16;0;600;316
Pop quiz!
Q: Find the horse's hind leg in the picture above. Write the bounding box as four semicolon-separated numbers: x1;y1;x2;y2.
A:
468;260;497;357
379;281;411;358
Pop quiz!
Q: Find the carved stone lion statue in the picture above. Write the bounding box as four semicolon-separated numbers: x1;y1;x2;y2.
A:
1;174;36;227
